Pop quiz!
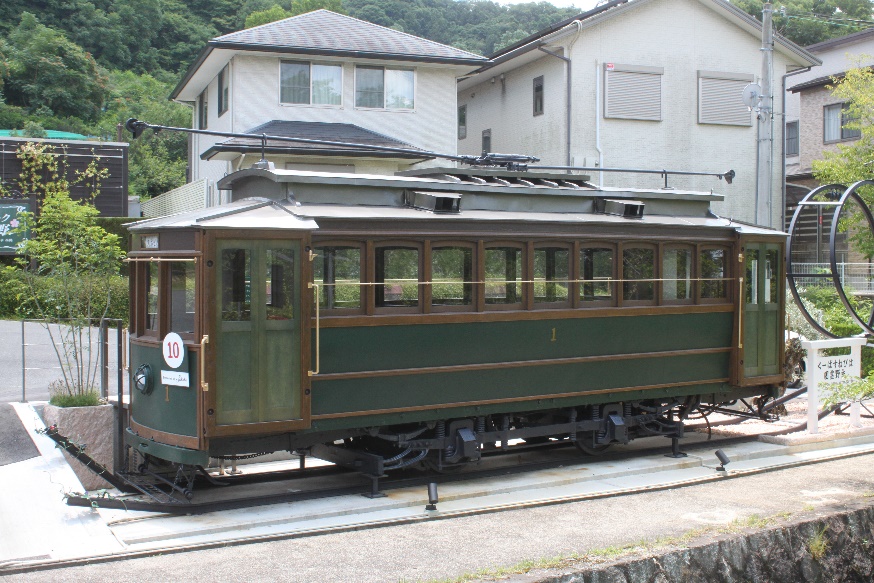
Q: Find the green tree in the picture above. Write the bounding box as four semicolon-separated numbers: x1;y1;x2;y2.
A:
812;60;874;258
290;0;346;16
246;4;290;28
13;142;125;405
0;13;109;121
734;0;874;47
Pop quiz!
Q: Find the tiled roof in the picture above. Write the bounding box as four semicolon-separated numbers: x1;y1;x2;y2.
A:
201;120;432;160
212;10;486;64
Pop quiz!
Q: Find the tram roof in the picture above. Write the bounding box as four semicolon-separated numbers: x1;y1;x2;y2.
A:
128;167;782;237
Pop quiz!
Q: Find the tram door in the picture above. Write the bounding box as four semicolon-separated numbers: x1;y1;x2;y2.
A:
741;242;783;381
212;239;305;428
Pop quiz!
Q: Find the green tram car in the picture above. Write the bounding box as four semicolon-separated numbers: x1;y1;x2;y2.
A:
125;166;785;479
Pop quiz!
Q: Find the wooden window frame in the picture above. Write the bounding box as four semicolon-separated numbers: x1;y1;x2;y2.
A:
373;241;423;314
482;241;526;311
429;241;476;314
533;242;572;309
578;242;617;309
312;240;365;316
660;243;696;306
699;245;732;304
620;242;658;307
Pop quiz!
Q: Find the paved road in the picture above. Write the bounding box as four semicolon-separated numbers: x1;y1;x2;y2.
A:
3;453;874;583
0;320;127;404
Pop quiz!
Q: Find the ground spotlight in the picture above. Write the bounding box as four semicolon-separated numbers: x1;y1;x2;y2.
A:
715;449;731;472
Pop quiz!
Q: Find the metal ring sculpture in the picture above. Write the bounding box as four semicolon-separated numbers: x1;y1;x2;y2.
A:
787;180;874;338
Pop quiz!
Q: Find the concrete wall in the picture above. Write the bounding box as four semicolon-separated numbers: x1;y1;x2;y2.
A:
459;0;808;227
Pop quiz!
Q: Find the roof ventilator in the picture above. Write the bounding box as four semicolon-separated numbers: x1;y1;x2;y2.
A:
595;198;645;219
405;190;462;214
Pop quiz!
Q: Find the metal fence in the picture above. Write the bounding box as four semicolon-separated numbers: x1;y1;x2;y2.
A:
20;318;126;403
790;262;874;294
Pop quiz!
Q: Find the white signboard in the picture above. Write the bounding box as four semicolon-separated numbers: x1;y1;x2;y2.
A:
802;337;866;434
162;332;185;369
161;370;190;387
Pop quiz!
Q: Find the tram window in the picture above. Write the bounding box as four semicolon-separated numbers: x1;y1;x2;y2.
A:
431;246;473;307
485;247;523;306
146;262;159;333
534;247;569;304
745;249;759;304
375;247;419;308
662;246;693;302
765;249;779;304
580;246;614;304
266;248;295;320
169;262;196;334
221;248;251;321
700;248;728;300
314;246;361;310
622;246;655;302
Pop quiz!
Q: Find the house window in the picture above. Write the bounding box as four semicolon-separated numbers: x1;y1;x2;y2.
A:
604;64;663;121
458;105;467;139
281;61;342;105
533;76;544;116
785;121;799;156
355;66;414;109
482;129;491;154
697;71;753;126
218;65;229;115
824;103;860;143
197;90;208;129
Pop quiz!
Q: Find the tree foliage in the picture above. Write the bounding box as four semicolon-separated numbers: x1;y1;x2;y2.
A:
734;0;874;47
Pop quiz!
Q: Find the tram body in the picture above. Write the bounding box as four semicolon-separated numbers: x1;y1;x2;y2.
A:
125;167;785;470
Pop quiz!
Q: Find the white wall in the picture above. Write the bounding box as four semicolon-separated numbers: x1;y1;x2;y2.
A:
190;54;464;184
460;0;808;227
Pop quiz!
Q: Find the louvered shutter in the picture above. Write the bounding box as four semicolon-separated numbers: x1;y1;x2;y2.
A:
604;65;663;121
698;72;754;126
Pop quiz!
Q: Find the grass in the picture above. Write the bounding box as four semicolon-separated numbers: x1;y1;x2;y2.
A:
410;511;798;583
808;526;830;561
48;390;102;407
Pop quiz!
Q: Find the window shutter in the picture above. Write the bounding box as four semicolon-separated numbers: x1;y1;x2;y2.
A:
604;65;662;121
697;72;753;126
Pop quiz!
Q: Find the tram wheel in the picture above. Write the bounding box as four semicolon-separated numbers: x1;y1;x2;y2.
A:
574;433;611;456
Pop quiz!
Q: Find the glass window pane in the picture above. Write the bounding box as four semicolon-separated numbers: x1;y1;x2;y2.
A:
662;247;693;301
314;246;361;309
432;247;472;306
169;262;195;334
746;249;759;304
534;247;569;303
485;247;523;305
824;104;840;142
312;64;342;105
580;247;614;302
146;263;159;331
222;248;251;321
385;68;414;109
765;249;779;304
356;66;384;108
376;247;418;307
281;61;310;104
701;248;727;299
266;248;295;320
623;247;654;301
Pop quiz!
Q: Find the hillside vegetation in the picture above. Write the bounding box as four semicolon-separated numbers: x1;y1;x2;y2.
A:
0;0;869;200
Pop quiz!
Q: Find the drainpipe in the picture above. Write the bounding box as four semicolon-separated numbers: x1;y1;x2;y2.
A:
595;60;603;185
781;65;812;231
537;20;582;167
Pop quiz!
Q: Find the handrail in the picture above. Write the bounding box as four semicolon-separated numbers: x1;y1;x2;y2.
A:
308;283;320;376
200;335;209;391
738;277;744;349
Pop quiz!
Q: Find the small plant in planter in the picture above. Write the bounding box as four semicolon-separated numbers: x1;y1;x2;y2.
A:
12;142;125;405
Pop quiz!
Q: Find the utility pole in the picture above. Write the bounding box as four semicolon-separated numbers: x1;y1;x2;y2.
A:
756;2;774;227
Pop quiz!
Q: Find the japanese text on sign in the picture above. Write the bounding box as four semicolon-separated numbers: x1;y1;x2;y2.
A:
815;356;855;382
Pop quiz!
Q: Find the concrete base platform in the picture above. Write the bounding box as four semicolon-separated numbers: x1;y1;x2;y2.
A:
4;401;874;576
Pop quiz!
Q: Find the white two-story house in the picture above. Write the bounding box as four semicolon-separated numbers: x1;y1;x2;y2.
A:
164;9;486;209
457;0;820;228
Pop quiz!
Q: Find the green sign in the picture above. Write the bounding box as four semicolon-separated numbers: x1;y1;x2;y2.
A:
0;200;30;254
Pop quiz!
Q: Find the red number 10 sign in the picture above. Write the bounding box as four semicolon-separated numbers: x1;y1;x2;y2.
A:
162;332;185;368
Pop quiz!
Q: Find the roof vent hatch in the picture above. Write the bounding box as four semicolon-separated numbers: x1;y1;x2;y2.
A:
405;190;461;214
595;198;644;219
